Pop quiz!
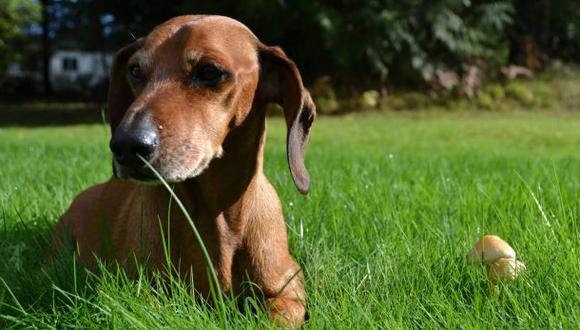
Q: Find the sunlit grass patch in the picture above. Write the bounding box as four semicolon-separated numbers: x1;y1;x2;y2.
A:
1;112;580;328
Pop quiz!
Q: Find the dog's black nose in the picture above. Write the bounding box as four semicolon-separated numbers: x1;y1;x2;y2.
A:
110;126;159;166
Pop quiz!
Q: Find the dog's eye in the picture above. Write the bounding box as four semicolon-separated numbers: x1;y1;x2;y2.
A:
128;64;145;81
192;64;228;86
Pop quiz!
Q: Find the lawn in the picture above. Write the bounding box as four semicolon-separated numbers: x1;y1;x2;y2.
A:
1;112;579;328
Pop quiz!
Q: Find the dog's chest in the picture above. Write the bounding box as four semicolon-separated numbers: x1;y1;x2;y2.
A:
110;187;242;294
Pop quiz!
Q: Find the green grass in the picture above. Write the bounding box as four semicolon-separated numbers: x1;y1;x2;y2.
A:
1;111;580;328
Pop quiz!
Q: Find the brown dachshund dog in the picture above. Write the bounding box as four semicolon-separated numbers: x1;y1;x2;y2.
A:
55;15;315;326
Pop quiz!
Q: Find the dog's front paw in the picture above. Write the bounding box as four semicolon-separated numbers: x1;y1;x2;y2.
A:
266;297;306;328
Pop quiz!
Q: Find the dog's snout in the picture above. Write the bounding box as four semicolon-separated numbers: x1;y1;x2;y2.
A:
110;125;159;166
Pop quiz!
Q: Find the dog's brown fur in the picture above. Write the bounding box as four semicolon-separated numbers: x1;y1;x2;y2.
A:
55;15;315;326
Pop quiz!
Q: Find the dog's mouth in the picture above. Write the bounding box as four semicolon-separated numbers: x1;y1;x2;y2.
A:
112;154;214;184
113;161;160;183
127;168;159;183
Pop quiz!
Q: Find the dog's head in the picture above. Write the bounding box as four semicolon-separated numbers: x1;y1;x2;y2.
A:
107;15;315;194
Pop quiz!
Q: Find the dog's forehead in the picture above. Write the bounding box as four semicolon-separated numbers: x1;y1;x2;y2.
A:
143;15;258;65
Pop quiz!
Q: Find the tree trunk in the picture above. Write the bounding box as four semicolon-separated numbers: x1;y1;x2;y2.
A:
41;0;52;96
541;0;551;53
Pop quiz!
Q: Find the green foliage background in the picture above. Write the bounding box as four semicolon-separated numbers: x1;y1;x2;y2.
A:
92;0;580;87
0;0;39;72
1;0;580;91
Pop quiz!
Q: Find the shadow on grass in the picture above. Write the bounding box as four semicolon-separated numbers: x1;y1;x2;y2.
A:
0;220;267;328
0;220;88;326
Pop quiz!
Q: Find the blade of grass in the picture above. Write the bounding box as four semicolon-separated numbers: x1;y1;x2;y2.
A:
137;154;228;329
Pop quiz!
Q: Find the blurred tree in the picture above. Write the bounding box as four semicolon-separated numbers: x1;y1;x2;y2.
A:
0;0;39;73
311;0;514;89
5;0;580;95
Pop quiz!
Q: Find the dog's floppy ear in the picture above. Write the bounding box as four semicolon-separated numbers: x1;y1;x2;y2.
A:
258;43;316;195
106;40;141;132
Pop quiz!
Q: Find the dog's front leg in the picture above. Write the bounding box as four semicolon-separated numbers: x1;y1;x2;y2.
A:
242;199;306;326
247;247;306;327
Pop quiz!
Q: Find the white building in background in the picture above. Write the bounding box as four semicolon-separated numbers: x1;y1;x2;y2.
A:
49;51;112;92
1;50;113;93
